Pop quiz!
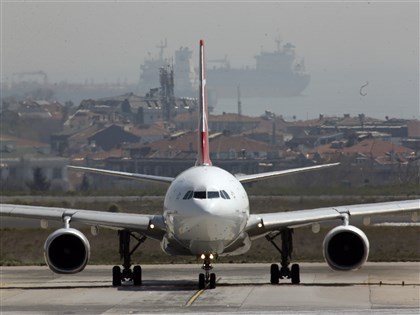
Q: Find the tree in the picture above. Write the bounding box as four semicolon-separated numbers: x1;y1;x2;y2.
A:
27;167;50;192
108;203;121;213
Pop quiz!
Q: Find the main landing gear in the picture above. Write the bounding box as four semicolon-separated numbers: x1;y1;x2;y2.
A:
198;254;216;289
266;228;300;285
112;230;146;287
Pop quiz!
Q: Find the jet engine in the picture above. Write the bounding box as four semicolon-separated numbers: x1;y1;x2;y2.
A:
323;225;369;271
44;228;90;274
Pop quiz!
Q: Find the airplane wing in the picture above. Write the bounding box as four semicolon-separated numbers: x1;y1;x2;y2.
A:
235;163;339;183
245;199;420;238
67;166;174;184
0;204;166;240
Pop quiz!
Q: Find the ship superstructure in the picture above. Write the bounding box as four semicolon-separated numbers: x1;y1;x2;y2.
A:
206;40;310;98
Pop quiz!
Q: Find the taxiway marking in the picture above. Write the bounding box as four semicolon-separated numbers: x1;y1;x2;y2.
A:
186;288;205;306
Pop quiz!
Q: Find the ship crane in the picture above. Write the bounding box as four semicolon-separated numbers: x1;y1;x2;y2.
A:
156;39;168;61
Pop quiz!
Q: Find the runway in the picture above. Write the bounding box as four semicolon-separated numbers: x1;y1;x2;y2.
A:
1;263;419;314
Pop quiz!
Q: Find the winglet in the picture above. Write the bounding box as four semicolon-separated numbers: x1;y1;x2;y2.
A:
196;39;212;166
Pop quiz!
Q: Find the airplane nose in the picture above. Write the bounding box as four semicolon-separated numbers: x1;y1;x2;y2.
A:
191;198;223;215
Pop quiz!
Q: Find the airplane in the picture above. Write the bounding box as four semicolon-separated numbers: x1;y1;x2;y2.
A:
1;40;419;290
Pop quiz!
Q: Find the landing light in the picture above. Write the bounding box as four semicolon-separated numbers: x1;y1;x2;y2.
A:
149;223;155;229
200;253;214;260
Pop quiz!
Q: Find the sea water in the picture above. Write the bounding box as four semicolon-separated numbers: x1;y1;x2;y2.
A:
212;71;419;121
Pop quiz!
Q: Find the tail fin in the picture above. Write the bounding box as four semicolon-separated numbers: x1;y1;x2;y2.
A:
196;40;212;166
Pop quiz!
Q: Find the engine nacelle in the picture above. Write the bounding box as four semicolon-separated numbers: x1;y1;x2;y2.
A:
323;225;369;271
44;228;90;274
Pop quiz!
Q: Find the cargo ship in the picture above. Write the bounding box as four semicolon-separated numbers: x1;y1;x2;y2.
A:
138;39;310;100
207;40;310;98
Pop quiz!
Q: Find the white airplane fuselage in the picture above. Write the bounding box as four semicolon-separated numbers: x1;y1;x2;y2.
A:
163;165;250;256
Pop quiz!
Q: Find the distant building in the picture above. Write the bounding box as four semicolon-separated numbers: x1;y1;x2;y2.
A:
52;122;169;155
0;135;69;191
73;131;285;186
89;93;197;125
174;112;260;134
1;100;65;143
120;131;280;161
87;125;140;151
407;120;420;138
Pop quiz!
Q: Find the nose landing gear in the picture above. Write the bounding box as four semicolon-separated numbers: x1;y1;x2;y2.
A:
198;253;216;289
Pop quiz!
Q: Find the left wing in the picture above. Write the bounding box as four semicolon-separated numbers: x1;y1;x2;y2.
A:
236;163;339;183
0;204;165;240
67;166;174;184
246;199;420;238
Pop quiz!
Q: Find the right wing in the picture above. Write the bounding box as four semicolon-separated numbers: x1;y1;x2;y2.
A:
235;163;339;183
245;199;420;239
68;165;174;184
0;204;166;240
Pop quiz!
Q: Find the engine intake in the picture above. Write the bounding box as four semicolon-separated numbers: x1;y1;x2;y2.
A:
44;228;90;274
323;225;369;271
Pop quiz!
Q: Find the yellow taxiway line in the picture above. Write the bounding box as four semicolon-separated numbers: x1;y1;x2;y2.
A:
185;288;205;306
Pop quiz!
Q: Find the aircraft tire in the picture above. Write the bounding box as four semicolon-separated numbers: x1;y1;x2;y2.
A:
112;265;122;287
133;265;142;286
291;264;300;284
270;264;279;284
209;273;216;289
199;273;205;290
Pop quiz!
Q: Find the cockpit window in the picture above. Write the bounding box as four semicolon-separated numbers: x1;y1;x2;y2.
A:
183;191;193;200
193;191;207;199
207;191;220;199
220;190;231;199
183;190;230;200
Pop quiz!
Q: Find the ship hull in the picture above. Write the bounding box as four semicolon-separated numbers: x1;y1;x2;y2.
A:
206;69;310;98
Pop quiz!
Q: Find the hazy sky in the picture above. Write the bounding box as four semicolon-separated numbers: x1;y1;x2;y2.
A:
1;1;419;119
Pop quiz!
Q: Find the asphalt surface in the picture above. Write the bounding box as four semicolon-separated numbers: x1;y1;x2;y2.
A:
1;263;419;314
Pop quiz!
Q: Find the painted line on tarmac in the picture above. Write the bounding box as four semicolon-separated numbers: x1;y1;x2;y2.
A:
185;288;205;307
185;276;222;306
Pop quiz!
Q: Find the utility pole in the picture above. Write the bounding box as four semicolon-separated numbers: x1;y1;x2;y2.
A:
237;85;242;116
